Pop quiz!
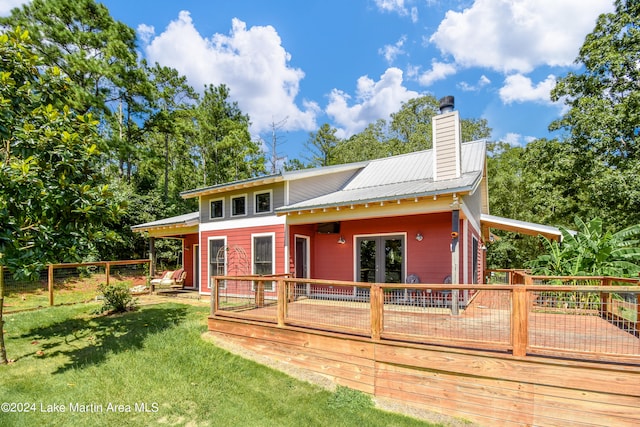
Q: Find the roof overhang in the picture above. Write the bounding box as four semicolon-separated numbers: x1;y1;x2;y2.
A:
180;175;283;199
481;214;563;241
131;212;199;237
276;172;482;215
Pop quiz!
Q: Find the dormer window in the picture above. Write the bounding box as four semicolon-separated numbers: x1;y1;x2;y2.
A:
210;199;224;219
255;191;272;214
231;195;247;216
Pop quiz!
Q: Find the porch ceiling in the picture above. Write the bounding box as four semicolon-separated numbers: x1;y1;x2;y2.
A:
481;214;562;241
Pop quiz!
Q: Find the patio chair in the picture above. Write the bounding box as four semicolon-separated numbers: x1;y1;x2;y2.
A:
150;268;186;291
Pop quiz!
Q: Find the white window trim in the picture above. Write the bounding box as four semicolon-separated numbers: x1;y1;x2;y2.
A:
251;232;276;291
208;236;227;290
254;189;273;214
231;194;248;217
209;197;225;220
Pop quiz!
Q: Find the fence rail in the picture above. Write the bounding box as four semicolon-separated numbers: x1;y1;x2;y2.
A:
212;274;640;364
2;260;150;313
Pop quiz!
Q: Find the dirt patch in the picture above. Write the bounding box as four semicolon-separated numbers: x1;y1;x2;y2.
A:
202;332;481;427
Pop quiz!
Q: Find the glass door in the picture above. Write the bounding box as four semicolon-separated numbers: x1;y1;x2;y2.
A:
357;235;404;283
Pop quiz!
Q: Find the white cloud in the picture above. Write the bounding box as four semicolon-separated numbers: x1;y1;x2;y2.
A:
374;0;418;22
430;0;614;73
0;0;28;16
457;74;491;92
326;67;420;138
499;74;556;104
501;132;525;147
375;0;408;15
417;61;457;86
410;7;418;23
379;36;407;64
141;12;318;135
136;24;155;45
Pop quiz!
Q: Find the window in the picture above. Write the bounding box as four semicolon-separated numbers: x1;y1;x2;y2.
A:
255;191;272;214
253;234;274;291
231;195;246;216
210;199;223;219
209;238;226;289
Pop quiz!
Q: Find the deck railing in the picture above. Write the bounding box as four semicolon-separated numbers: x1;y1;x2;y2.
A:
211;274;640;364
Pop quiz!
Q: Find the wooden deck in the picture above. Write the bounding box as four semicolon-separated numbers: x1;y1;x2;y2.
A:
209;277;640;426
221;296;640;361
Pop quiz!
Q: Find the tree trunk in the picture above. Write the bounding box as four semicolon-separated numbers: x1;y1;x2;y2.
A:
0;257;8;364
164;133;169;201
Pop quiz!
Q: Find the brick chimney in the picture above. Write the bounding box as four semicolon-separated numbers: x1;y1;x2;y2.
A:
432;96;461;181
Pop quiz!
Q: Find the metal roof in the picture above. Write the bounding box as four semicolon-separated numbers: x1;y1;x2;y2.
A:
180;162;368;199
277;140;485;212
481;214;563;240
131;212;199;232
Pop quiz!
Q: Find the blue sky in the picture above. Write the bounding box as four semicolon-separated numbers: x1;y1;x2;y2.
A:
1;0;615;161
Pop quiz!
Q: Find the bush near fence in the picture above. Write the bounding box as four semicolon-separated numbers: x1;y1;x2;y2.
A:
2;260;150;313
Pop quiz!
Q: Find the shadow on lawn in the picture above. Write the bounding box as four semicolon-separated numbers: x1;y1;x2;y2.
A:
18;306;189;373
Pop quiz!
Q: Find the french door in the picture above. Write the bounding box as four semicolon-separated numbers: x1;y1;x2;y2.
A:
356;235;404;283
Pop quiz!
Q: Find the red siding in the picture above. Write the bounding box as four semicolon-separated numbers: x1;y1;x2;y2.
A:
200;224;286;293
290;213;457;285
182;234;199;288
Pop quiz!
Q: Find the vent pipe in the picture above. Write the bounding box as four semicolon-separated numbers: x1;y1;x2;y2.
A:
439;96;455;114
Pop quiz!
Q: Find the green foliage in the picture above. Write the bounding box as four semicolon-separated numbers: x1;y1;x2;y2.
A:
550;0;640;165
548;1;640;230
95;283;136;314
0;0;139;117
195;84;266;186
0;28;124;278
529;217;640;277
327;386;374;410
304;123;341;167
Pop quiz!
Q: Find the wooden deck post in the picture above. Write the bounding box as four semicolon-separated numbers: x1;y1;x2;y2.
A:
277;278;286;327
600;277;611;319
512;286;528;357
370;285;383;341
255;280;265;307
48;264;54;306
105;262;110;286
210;277;218;315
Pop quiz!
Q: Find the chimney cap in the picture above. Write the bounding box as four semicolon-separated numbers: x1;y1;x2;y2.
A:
439;96;455;113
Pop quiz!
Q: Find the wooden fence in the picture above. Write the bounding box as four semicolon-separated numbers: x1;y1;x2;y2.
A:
3;259;150;313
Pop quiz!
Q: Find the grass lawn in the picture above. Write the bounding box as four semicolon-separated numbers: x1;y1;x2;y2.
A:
0;302;440;427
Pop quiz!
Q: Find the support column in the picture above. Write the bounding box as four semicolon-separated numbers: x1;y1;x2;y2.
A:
149;237;156;278
450;205;460;315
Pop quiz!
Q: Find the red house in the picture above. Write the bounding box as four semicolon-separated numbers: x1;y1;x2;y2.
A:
133;97;561;296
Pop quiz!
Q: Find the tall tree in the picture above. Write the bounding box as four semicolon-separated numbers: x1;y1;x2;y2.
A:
145;63;198;201
1;0;139;116
389;96;439;151
195;84;265;185
1;0;153;181
0;29;124;363
550;0;640;229
304;123;341;167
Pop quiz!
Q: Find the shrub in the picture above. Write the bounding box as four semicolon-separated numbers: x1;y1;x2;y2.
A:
95;283;136;314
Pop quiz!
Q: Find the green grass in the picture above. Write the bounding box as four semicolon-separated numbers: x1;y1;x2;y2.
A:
1;302;438;427
4;277;138;313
